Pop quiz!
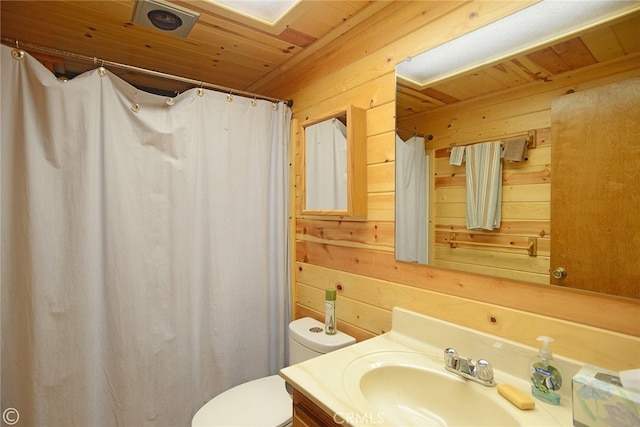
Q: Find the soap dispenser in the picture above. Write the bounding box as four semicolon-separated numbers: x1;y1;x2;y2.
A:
529;336;563;405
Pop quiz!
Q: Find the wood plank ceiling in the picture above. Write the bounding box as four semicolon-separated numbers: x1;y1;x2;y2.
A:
0;0;380;97
2;1;639;110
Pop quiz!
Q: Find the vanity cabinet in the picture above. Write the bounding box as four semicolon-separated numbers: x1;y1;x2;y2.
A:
292;387;342;427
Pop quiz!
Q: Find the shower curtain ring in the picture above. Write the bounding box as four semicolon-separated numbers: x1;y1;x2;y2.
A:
227;92;233;102
94;58;107;76
251;97;257;107
131;91;140;112
12;40;25;60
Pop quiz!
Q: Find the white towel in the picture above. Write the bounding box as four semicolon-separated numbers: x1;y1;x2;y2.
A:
449;146;465;165
465;141;502;230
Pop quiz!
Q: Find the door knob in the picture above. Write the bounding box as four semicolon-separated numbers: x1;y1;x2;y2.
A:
552;267;567;280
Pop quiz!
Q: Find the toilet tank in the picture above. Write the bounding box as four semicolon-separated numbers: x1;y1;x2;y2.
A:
289;317;356;365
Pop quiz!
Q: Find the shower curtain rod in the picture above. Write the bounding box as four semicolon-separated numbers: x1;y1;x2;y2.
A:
396;128;434;141
2;38;293;107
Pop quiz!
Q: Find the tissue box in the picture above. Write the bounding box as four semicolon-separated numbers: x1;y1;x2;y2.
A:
572;365;640;427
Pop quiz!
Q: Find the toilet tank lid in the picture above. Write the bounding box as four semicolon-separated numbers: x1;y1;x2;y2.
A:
289;317;356;353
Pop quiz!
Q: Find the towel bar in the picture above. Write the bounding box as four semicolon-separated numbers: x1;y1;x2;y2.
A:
449;233;537;257
446;129;537;153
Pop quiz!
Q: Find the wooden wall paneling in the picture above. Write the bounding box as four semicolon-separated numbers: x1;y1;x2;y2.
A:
292;117;303;217
366;100;396;137
296;241;639;338
297;282;392;335
272;1;536;101
295;262;639;371
268;1;445;99
365;193;394;222
503;165;552;187
433;245;549;277
432;127;551;280
367;163;394;194
348;105;368;218
296;219;394;252
432;259;549;285
258;1;415;97
434;200;550;221
367;132;395;164
431;110;552;148
285;0;640;376
435;220;551;240
293;74;395;125
438;183;550;205
434;164;551;188
289;117;301;320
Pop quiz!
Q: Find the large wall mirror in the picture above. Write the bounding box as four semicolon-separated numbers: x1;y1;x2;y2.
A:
301;105;367;218
395;2;640;299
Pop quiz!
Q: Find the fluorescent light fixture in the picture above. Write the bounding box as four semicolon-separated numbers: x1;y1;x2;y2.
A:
397;0;640;88
206;0;299;25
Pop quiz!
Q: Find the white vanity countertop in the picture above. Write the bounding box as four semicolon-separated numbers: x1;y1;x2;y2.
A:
280;307;579;427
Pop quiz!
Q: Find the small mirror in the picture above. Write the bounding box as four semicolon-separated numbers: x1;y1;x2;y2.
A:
301;105;366;218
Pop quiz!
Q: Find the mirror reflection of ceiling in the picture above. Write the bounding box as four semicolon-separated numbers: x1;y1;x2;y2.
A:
396;0;638;88
396;7;640;124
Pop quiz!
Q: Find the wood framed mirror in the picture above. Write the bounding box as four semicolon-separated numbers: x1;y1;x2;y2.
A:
300;105;367;219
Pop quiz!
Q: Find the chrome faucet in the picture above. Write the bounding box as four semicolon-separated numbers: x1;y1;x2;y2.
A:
444;348;496;387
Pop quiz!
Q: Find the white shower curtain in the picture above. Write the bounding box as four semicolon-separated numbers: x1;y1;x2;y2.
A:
395;135;428;264
0;45;290;426
304;118;348;211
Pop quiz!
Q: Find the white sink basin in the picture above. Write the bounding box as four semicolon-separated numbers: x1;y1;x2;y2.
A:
281;309;575;427
344;351;561;426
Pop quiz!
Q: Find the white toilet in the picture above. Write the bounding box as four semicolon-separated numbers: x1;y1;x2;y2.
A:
192;317;356;427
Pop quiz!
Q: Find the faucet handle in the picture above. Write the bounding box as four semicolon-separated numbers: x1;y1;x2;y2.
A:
475;359;494;382
444;348;458;369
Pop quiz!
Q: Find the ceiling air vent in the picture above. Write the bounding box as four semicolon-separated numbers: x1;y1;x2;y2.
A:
132;0;200;38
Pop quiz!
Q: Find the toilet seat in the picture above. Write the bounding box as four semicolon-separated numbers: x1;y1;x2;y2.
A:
191;374;292;427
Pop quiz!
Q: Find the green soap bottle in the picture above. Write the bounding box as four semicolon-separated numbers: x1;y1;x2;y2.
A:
324;288;336;335
529;336;563;405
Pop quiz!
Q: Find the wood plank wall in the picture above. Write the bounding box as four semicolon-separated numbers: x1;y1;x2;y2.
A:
429;129;551;284
266;1;640;371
